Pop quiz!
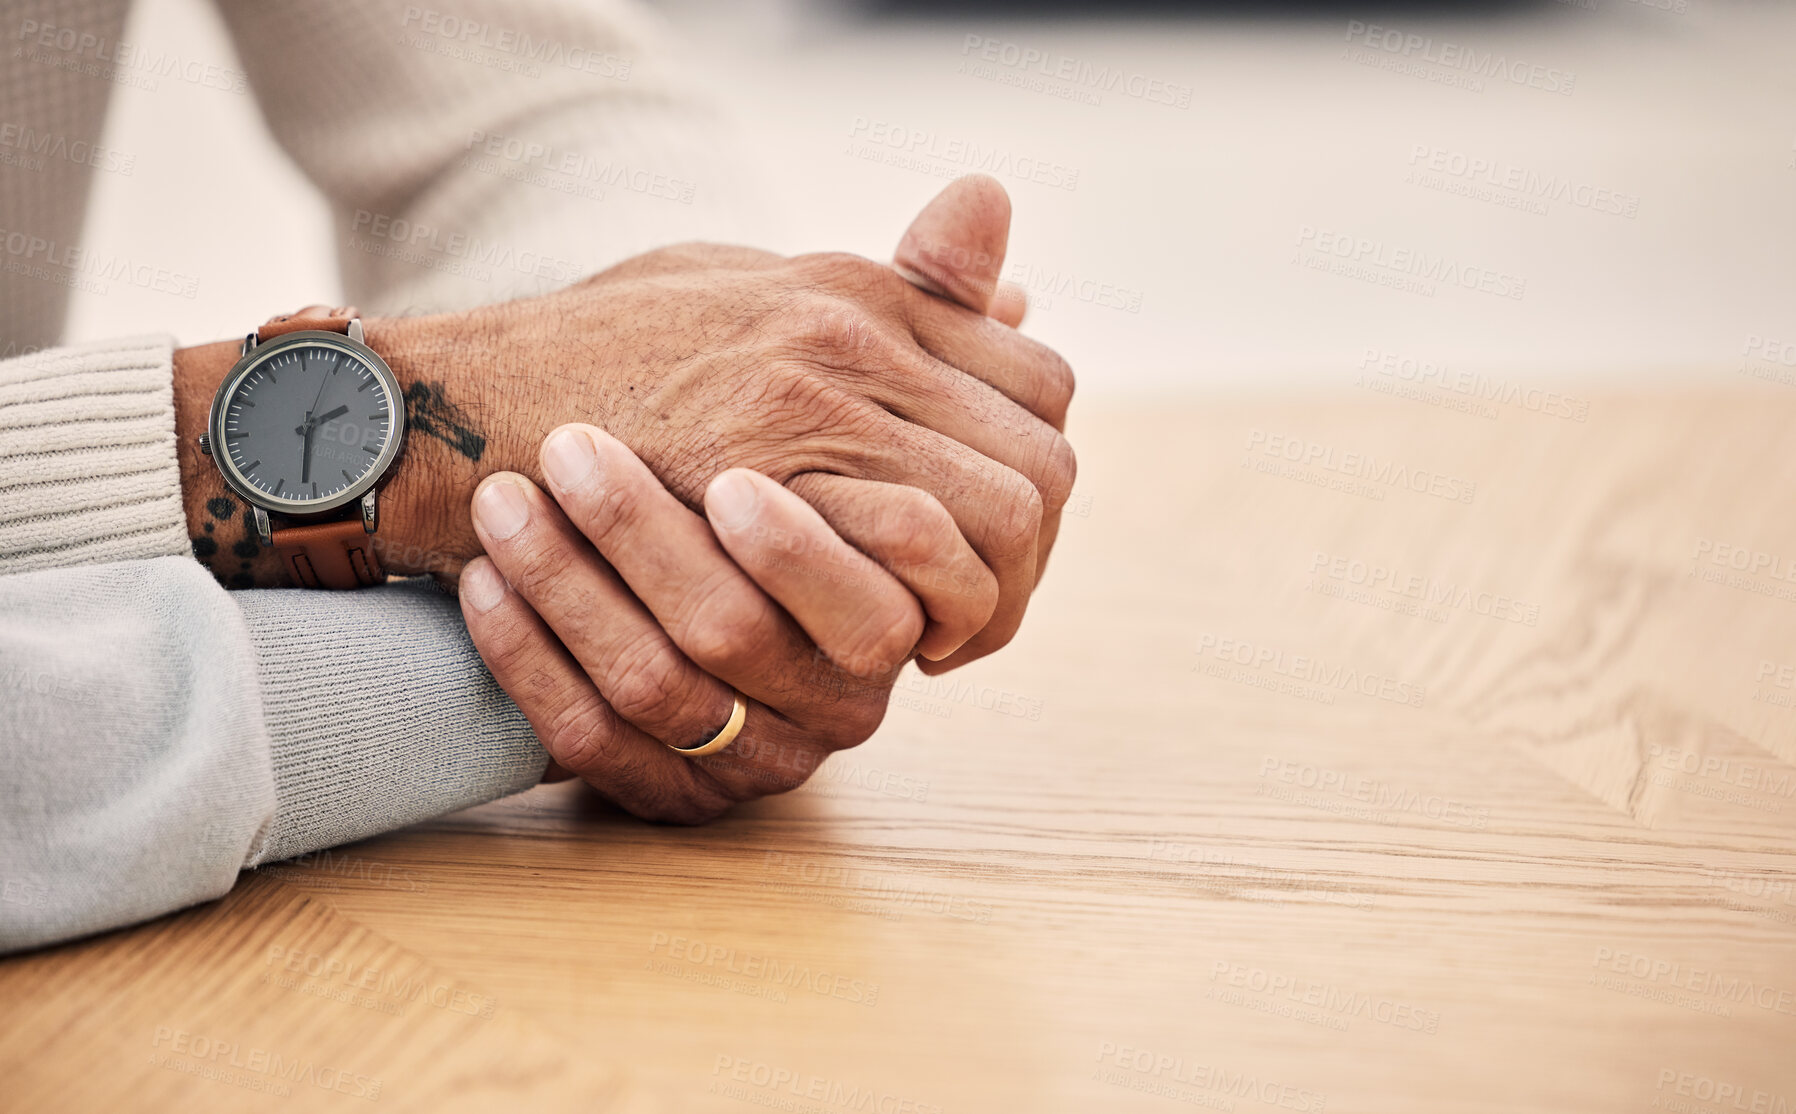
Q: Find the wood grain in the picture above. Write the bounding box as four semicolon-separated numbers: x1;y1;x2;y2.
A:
5;387;1794;1113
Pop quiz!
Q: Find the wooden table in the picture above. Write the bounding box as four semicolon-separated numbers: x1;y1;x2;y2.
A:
6;388;1795;1113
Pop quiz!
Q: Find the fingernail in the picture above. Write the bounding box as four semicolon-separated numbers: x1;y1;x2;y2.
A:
474;479;530;540
706;470;759;530
460;559;507;613
542;426;597;491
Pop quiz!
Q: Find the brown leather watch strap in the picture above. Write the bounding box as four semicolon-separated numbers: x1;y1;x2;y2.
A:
258;304;361;342
258;305;386;589
272;519;385;590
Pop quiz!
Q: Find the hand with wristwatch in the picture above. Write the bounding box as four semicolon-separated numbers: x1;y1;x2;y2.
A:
170;177;1075;819
191;306;402;590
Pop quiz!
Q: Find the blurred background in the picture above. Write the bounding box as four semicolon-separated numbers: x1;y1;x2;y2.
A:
68;0;1796;395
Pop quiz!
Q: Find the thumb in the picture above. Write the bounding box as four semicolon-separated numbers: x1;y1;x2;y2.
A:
987;281;1028;328
894;174;1026;324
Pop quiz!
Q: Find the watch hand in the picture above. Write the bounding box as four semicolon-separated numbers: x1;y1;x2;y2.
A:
299;358;335;483
307;355;330;413
298;406;348;484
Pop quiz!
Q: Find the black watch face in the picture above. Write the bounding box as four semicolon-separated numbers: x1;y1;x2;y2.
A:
215;337;403;513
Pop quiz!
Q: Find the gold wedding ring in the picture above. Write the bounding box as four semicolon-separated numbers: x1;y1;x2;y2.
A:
668;691;747;757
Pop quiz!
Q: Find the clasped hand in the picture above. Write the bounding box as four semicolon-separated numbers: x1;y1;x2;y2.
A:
448;177;1076;821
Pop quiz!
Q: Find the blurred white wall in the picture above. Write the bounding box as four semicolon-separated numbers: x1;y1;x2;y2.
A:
68;0;1796;395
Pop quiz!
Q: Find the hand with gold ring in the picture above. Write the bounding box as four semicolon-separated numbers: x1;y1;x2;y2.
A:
457;424;933;823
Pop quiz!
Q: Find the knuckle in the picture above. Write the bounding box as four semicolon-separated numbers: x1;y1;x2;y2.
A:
478;628;551;697
762;762;817;794
541;695;624;775
875;487;959;570
985;467;1044;557
816;646;901;692
499;532;577;600
759;769;811;795
753;363;875;439
464;600;528;669
788;252;912;315
683;760;770;811
1040;347;1076;409
1023;342;1075;424
574;473;641;545
823;696;889;750
773;295;894;369
490;646;587;723
706;737;824;796
966;566;1002;622
865;486;999;617
933;557;1001;629
544;701;735;824
1005;332;1070;424
677;575;771;678
639;776;735;825
600;642;696;730
841;602;924;678
756;360;822;410
1038;432;1078;511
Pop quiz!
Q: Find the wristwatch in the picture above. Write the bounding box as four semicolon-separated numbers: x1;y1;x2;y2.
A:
195;306;406;589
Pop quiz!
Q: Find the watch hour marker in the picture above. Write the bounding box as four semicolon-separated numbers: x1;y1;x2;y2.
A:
356;379;372;392
237;399;254;408
275;478;286;495
244;460;261;472
342;470;355;485
311;481;319;498
361;444;379;455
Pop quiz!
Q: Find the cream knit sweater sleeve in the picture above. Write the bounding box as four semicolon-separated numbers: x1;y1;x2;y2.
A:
0;335;188;571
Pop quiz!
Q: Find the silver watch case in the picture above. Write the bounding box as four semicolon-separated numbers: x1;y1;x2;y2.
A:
205;326;407;526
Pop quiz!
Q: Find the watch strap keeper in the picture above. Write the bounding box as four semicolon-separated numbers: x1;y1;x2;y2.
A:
273;519;385;590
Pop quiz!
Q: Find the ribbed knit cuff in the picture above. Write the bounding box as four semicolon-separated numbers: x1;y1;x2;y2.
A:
234;577;549;866
0;334;190;574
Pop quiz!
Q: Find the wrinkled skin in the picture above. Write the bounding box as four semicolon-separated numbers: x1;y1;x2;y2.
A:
373;176;1075;669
